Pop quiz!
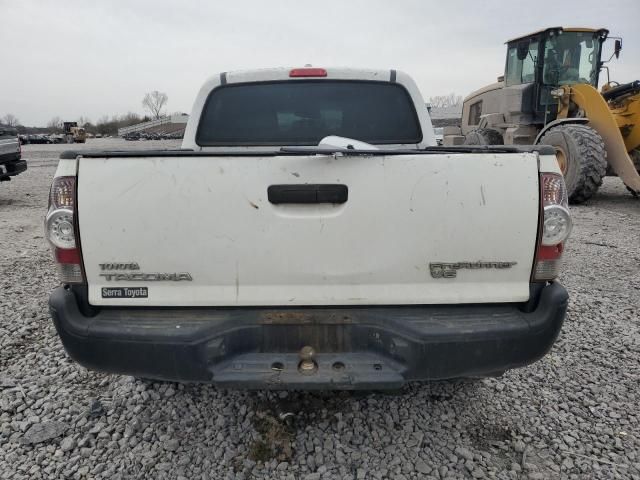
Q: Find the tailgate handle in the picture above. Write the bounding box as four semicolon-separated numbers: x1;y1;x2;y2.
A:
268;184;348;204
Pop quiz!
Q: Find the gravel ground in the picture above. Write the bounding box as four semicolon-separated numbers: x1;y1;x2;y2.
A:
0;139;639;480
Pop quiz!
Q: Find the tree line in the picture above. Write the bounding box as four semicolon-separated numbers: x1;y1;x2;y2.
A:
45;113;153;135
428;93;463;109
2;90;170;135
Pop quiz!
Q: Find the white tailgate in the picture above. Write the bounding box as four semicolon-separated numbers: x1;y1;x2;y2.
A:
78;153;539;306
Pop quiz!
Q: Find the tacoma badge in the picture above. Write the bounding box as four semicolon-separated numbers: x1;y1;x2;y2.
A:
99;262;192;281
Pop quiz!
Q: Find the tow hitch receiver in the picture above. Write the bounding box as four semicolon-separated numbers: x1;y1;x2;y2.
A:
210;352;405;390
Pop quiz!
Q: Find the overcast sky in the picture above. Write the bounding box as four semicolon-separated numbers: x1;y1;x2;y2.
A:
2;0;639;126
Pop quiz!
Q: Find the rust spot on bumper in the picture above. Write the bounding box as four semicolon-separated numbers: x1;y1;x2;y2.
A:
260;311;353;325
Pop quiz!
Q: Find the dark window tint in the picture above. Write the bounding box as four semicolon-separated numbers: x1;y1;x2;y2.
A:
196;81;422;146
468;101;482;126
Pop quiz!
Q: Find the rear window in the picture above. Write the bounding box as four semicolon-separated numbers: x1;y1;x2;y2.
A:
196;81;422;146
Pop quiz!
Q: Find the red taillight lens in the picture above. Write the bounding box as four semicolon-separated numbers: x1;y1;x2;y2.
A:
45;176;84;284
55;247;81;264
536;243;563;260
533;173;572;281
289;68;327;77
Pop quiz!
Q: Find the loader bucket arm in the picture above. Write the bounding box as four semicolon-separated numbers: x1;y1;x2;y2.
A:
606;81;640;154
564;84;640;193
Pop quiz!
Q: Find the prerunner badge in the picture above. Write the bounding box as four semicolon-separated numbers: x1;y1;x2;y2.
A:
101;287;148;299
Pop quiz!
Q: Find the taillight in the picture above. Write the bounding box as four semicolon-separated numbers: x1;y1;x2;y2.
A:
45;176;84;284
533;173;572;281
289;67;327;77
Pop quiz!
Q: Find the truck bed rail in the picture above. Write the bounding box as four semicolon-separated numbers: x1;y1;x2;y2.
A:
60;144;556;160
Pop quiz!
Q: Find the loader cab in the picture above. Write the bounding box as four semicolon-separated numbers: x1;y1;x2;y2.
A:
504;27;608;124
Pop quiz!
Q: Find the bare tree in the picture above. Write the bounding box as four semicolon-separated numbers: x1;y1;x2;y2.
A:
428;93;463;109
77;116;92;128
47;116;63;131
142;91;168;119
122;111;143;125
2;114;19;127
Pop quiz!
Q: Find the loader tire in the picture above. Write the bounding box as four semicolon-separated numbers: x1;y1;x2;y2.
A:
463;128;504;146
539;124;607;204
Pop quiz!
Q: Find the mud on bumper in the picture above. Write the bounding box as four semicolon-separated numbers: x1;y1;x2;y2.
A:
49;283;568;389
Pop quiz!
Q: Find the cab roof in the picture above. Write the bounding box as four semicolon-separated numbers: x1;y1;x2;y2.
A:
506;27;608;44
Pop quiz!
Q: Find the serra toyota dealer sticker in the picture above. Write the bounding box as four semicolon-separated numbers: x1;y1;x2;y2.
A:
101;287;148;299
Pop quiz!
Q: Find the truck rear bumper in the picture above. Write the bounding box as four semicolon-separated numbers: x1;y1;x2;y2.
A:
0;159;27;180
49;283;568;389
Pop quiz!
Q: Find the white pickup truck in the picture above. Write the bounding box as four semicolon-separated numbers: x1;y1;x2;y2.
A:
47;67;571;389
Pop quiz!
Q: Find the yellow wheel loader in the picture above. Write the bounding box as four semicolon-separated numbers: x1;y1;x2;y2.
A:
444;27;640;203
63;122;87;144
